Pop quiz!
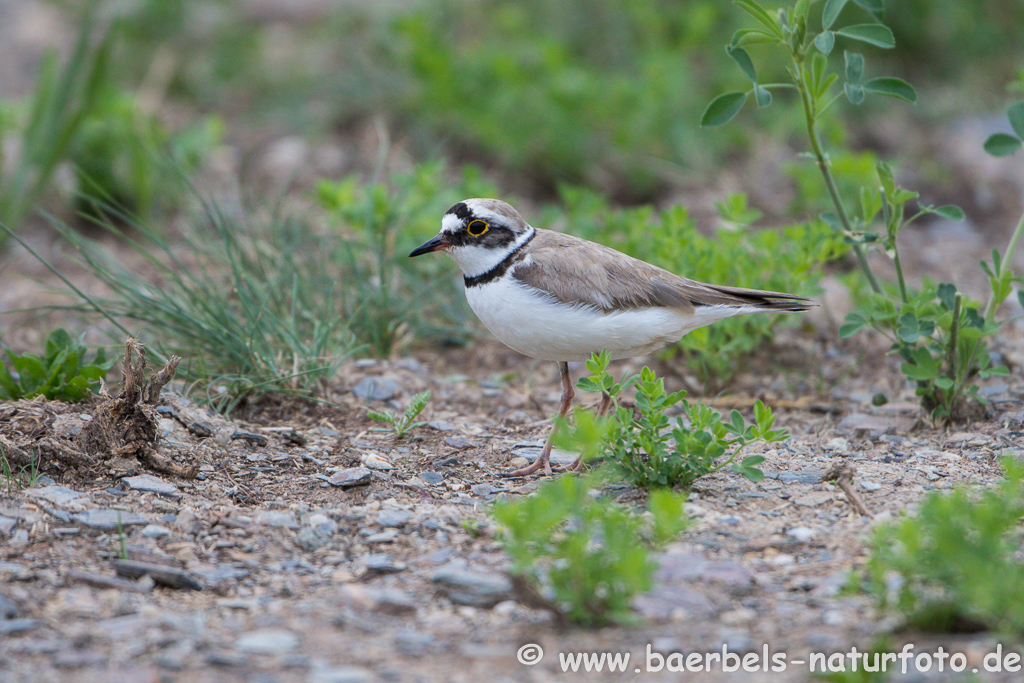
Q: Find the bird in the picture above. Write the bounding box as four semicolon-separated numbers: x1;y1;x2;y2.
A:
409;198;811;477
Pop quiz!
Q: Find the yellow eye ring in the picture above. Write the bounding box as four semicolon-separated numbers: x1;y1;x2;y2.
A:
467;219;489;237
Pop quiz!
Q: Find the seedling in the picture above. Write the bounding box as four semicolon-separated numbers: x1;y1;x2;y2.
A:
368;390;431;438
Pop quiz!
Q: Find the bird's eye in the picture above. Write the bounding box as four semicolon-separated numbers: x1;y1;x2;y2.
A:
467;219;489;237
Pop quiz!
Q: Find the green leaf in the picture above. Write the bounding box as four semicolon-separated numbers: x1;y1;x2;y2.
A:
727;46;757;83
931;204;965;221
0;362;20;398
839;312;868;338
741;455;767;468
754;85;772;108
844;51;864;84
984;133;1023;157
934;377;954;390
851;0;884;19
836;24;895;49
822;0;849;30
937;283;957;310
901;361;937;382
863;77;917;103
734;0;784;39
896;312;919;343
730;28;780;48
845;83;865;105
700;92;747;127
1008;101;1024;139
814;31;836;55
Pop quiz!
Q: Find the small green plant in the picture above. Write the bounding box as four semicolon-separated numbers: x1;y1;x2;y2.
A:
368;390;431;438
862;456;1024;635
702;0;1022;421
0;329;114;402
492;472;688;626
0;17;111;238
575;350;788;489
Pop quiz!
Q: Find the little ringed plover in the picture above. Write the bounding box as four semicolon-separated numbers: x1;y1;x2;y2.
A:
410;198;811;477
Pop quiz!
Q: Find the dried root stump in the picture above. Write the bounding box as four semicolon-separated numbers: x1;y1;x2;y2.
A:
0;339;196;479
76;339;195;478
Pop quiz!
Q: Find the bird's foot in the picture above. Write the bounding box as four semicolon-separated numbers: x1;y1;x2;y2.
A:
503;440;555;477
551;455;584;474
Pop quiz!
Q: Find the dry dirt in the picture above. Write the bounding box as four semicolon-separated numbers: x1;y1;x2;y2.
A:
2;315;1024;682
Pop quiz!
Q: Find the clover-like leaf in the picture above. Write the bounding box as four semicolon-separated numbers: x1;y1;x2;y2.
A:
814;31;836;55
701;92;747;127
863;77;916;103
837;24;895;49
984;133;1022;157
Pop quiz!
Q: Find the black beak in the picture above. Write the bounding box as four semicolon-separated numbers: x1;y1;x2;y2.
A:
409;234;449;257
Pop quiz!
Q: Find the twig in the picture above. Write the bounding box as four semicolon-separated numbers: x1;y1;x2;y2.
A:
824;462;874;519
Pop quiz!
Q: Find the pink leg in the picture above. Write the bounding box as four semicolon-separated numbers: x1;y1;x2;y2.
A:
505;362;573;477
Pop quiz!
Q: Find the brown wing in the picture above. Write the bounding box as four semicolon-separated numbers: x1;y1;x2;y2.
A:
511;229;810;314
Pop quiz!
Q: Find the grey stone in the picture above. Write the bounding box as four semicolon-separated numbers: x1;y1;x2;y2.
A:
0;515;16;534
777;470;823;485
72;509;149;531
635;584;713;620
352;377;399;402
860;480;882;492
786;526;819;543
0;618;42;634
443;436;478;449
23;485;89;507
394;629;435;656
396;357;422;372
512;445;579;467
364;554;406;575
428;420;455;431
296;526;332;552
123;474;181;499
236;628;299;654
308;665;377;683
327;467;372;488
255;511;300;529
420;472;444;485
471;483;505;498
376;509;411;528
140;524;173;538
363;587;416;615
0;592;18;618
432;563;512;607
366;529;398;543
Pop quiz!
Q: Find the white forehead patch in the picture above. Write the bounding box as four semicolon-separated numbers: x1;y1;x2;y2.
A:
440;213;462;234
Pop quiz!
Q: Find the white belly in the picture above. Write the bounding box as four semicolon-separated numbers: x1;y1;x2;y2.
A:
465;277;755;362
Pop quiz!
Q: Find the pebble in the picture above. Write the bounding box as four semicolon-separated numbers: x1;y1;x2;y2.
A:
0;515;15;534
235;628;299;655
361;453;393;470
308;665;377;683
776;470;823;485
376;509;411;528
511;445;579;467
428;420;455;431
420;472;444;485
352;377;399;402
140;524;173;538
0;618;42;635
824;437;849;451
0;593;18;618
443;436;478;449
295;526;333;552
327;467;372;488
366;529;398;543
860;480;882;491
363;554;406;575
123;474;181;499
255;511;300;529
71;509;149;531
786;526;818;543
394;629;435;656
431;563;512;607
23;486;89;507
